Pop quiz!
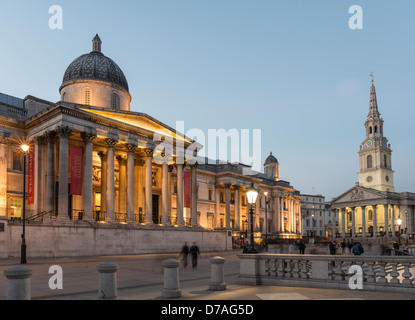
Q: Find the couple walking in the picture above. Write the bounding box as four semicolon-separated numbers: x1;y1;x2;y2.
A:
181;242;200;269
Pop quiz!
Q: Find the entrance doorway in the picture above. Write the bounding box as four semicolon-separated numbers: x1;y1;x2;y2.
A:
152;195;160;224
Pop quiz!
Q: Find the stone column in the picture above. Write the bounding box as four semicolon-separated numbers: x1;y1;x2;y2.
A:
45;131;56;216
105;139;117;223
96;262;119;300
168;165;174;225
176;163;184;226
279;197;284;233
351;207;356;238
341;209;346;239
332;210;336;238
144;148;154;225
373;205;378;238
126;144;137;224
273;195;279;234
384;204;389;238
82;133;96;222
234;186;240;231
0;134;10;216
391;205;396;237
117;155;127;215
161;162;170;226
215;186;221;228
191;164;198;227
225;184;231;229
98;151;107;218
362;206;366;238
4;266;33;300
32;137;40;215
57;126;72;222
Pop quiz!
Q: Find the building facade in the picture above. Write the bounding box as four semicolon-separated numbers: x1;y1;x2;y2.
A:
0;35;302;257
301;194;336;238
331;79;415;241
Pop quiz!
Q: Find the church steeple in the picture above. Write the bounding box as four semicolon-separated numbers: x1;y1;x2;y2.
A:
368;74;380;119
358;75;395;192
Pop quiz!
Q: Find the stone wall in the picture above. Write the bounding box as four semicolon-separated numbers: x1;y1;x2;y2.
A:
0;220;233;259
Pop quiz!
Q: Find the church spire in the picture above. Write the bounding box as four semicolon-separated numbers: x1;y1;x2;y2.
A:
368;73;380;119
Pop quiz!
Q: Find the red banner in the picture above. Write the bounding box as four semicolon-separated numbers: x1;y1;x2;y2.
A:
27;144;35;204
184;171;191;208
70;147;83;195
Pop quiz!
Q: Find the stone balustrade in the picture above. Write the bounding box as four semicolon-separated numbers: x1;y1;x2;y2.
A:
238;254;415;293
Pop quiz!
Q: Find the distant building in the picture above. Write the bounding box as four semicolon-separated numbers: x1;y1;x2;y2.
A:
301;194;336;238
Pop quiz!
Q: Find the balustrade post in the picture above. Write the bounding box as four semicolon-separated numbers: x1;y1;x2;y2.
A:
4;266;33;300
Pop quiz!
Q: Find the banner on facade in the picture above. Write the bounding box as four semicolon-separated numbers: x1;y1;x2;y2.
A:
27;144;35;204
184;171;191;208
70;147;83;195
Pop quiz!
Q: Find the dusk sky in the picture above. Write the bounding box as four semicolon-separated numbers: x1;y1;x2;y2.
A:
1;1;414;200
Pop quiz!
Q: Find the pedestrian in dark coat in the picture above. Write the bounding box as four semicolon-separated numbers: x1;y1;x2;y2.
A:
190;242;200;268
181;242;189;268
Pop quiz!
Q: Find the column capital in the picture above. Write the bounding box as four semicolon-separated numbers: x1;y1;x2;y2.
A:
57;126;73;139
33;135;46;145
144;147;154;158
116;155;127;166
82;132;97;144
45;131;57;144
126;143;138;154
233;185;240;191
224;183;232;189
105;138;118;149
98;151;106;161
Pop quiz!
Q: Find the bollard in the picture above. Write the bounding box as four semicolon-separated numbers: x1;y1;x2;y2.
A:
209;256;226;291
162;259;181;299
96;262;119;300
4;266;33;300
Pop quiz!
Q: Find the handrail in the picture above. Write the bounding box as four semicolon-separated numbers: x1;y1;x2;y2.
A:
26;210;55;222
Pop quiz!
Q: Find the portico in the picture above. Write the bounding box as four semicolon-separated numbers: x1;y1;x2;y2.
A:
331;186;415;240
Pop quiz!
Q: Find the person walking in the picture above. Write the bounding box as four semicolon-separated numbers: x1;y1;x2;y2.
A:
298;240;306;254
329;241;336;255
190;242;200;268
180;242;189;269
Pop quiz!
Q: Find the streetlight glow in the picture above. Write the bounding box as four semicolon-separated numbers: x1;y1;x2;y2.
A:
21;144;30;153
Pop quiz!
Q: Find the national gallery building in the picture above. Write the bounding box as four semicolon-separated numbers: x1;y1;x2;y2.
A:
0;36;301;258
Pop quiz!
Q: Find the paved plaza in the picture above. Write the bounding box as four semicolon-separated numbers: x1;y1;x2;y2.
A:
1;249;415;301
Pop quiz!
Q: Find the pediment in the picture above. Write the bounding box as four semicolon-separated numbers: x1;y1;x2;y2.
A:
79;108;194;144
331;186;386;205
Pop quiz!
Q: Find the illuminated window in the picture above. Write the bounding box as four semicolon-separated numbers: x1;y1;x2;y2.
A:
10;199;22;219
84;88;91;105
112;93;120;109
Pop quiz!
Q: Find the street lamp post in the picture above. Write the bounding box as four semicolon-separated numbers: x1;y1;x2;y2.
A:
20;143;30;265
264;191;268;241
396;216;403;245
246;183;258;254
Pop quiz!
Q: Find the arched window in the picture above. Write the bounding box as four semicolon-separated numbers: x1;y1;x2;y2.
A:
84;88;91;106
112;93;119;109
367;155;373;169
369;127;373;134
375;126;378;133
62;92;67;102
384;155;387;168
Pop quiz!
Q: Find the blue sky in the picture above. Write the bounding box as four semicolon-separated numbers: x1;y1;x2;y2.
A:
1;1;414;200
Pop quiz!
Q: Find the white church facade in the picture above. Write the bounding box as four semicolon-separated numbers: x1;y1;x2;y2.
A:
331;78;415;241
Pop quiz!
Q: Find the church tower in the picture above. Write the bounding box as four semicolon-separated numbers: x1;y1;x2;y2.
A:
358;75;395;192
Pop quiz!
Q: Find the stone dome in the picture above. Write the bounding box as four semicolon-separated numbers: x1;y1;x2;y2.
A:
264;152;278;165
60;35;129;93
